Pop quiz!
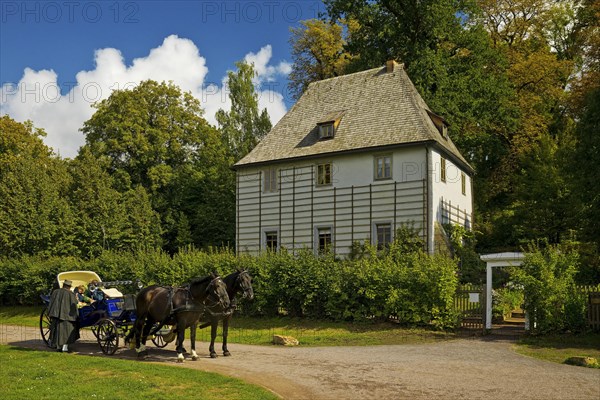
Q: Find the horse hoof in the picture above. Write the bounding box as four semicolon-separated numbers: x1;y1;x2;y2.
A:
191;355;198;361
177;354;185;363
210;352;218;359
223;351;231;357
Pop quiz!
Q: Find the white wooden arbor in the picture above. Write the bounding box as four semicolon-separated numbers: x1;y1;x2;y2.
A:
480;252;525;329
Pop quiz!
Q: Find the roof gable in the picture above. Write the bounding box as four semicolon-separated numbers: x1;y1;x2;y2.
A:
235;62;472;172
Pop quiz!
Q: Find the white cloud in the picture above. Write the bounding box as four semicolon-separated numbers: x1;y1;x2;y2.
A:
244;45;293;83
0;36;290;158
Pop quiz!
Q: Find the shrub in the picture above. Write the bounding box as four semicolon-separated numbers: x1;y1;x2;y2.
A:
492;286;524;322
511;244;588;334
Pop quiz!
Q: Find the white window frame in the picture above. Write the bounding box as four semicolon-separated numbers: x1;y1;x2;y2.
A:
316;163;332;186
314;226;333;255
440;157;447;183
263;168;278;193
373;221;393;250
263;228;279;252
374;155;392;180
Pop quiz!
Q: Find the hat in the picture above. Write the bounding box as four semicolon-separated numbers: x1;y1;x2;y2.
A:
63;279;73;287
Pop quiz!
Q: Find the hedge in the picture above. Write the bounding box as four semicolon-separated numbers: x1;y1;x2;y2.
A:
0;246;459;329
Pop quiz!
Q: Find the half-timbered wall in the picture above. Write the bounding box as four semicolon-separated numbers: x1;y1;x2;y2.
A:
236;148;430;257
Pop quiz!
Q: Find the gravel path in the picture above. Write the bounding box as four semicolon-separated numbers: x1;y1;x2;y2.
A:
1;324;599;399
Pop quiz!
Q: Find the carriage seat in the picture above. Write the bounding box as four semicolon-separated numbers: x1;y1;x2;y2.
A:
101;288;124;298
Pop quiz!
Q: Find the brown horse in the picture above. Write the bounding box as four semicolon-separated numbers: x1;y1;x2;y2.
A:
132;272;230;362
197;270;254;358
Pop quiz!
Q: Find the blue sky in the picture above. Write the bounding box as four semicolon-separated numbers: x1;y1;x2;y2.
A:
1;0;327;157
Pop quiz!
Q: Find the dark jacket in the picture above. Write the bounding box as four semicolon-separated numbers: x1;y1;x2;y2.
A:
48;287;78;322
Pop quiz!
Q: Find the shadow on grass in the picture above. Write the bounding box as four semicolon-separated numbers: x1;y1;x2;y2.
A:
518;332;600;350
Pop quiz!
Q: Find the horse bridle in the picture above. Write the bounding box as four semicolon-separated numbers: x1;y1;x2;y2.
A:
236;270;252;299
202;276;230;316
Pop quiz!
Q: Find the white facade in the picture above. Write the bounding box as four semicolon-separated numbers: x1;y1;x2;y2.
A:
236;146;472;257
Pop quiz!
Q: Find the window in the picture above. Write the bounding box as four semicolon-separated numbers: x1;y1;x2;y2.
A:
318;123;335;139
263;168;278;193
374;155;392;180
440;124;448;139
316;227;332;254
376;223;392;250
440;157;447;183
316;163;332;186
461;172;466;195
264;231;278;251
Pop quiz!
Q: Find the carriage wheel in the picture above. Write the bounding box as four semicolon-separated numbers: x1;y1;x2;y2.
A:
96;319;119;355
151;323;171;348
39;307;52;348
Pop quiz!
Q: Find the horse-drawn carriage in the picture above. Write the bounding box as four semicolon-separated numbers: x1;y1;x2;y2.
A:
40;269;253;361
39;271;169;354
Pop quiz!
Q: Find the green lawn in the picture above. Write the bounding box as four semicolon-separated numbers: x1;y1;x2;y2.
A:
514;333;600;368
0;306;40;326
0;345;277;400
1;306;454;346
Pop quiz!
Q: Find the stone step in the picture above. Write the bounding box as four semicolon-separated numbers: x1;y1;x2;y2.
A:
504;317;526;325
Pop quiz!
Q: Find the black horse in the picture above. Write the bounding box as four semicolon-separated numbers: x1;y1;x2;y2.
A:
132;272;230;362
197;270;254;358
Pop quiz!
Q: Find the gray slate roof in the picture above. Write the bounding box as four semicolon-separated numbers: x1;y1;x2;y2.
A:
235;62;472;172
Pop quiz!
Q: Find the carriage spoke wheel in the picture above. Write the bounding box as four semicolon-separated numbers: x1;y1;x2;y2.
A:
39;307;52;348
151;323;171;348
96;319;119;355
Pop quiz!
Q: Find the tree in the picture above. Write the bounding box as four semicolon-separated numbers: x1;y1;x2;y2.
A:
570;87;600;246
216;61;272;162
0;116;75;257
119;185;163;251
81;80;229;252
510;134;573;244
67;148;162;257
288;19;356;99
67;148;124;257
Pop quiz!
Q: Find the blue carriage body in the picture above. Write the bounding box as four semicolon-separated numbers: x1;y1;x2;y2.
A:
40;271;141;355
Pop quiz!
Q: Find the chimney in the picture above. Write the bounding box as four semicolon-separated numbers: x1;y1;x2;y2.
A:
386;60;396;73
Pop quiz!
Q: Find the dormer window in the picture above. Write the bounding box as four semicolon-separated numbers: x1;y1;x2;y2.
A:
426;110;449;140
316;110;345;141
441;124;448;139
319;123;335;139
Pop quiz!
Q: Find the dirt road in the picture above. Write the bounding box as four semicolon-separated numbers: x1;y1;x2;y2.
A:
1;324;598;399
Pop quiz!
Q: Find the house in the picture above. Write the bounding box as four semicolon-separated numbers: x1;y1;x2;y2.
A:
233;61;473;257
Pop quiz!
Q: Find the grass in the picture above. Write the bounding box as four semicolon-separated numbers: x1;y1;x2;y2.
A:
0;306;40;326
198;315;455;346
514;333;600;368
1;306;455;346
0;345;277;400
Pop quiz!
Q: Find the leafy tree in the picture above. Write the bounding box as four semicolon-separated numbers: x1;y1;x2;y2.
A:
0;116;75;257
119;185;163;251
216;61;272;162
288;19;356;99
67;149;162;257
68;148;124;257
570;87;600;247
510;134;573;244
81;80;229;252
